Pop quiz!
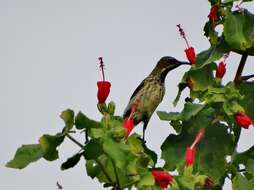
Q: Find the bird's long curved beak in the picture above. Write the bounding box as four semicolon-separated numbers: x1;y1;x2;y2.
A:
179;61;191;65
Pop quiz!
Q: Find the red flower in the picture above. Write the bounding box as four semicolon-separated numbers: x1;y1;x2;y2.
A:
185;47;196;65
208;5;219;22
185;147;195;167
185;129;205;167
234;112;252;129
152;170;173;188
177;24;196;65
123;119;134;139
216;62;226;78
97;81;111;104
97;57;111;103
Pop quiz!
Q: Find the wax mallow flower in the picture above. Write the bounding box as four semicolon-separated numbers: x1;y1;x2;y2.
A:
152;170;173;189
97;57;111;104
208;5;219;23
185;129;205;167
123;98;140;139
177;24;196;65
234;112;252;129
216;62;226;78
216;54;228;79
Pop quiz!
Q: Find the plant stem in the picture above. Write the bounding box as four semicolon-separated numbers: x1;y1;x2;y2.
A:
95;158;114;184
111;159;121;190
66;134;115;186
234;54;248;83
66;134;84;149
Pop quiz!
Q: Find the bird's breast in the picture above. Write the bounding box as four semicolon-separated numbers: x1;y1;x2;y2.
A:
138;78;165;117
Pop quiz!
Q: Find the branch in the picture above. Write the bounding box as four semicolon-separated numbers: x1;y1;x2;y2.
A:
234;54;248;83
66;134;115;185
241;74;254;81
66;134;84;149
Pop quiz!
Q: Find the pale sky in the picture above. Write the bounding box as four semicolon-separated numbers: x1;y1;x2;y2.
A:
1;1;254;190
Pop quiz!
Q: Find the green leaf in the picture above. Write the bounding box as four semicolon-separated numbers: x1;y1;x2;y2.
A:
233;146;254;166
239;82;254;121
75;111;101;130
176;176;196;190
143;144;158;167
61;153;82;170
136;171;155;188
224;9;254;55
157;111;181;121
161;106;234;185
181;103;206;121
103;137;134;169
83;139;103;160
6;144;44;169
39;134;65;161
86;160;101;178
194;44;228;69
60;109;74;131
232;174;253;190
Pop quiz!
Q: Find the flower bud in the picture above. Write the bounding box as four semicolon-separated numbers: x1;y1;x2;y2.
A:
185;47;196;65
152;170;173;188
97;81;111;104
185;147;195;167
234;112;252;129
216;62;226;78
123;119;134;139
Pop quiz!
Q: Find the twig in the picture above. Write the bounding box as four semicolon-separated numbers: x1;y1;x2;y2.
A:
66;134;84;149
234;54;248;83
66;134;114;186
241;74;254;81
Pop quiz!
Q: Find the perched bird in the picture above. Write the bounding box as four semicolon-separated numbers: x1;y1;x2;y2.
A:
123;56;190;141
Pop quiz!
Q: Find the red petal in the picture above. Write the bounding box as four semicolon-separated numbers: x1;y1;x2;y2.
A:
208;5;219;22
216;62;226;78
185;47;196;65
97;81;111;103
234;112;252;129
185;147;195;167
123;119;134;139
152;170;173;189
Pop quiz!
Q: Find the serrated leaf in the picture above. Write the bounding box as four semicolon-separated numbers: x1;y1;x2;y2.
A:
224;9;254;55
137;171;155;188
75;111;101;130
61;153;82;170
239;82;254;121
39;134;65;161
181;103;206;121
86;160;101;178
161;106;234;185
194;44;228;69
232;174;253;190
103;137;134;169
83;139;103;160
6;144;44;169
60;109;74;132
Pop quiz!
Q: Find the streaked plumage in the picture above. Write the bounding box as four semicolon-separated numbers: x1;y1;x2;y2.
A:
123;56;190;140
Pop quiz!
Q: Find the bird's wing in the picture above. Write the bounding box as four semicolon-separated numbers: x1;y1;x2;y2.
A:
123;79;145;118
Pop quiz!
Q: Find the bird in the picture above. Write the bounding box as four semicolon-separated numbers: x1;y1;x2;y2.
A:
123;56;190;141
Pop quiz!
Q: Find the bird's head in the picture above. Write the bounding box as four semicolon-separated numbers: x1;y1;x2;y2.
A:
151;56;190;81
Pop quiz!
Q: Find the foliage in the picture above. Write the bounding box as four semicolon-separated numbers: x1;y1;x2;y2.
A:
6;0;254;189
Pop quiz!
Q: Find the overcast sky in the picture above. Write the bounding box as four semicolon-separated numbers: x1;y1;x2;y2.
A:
1;1;254;190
